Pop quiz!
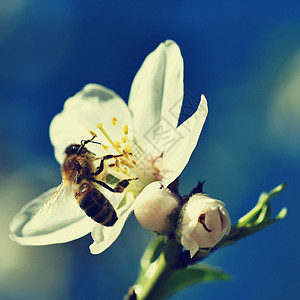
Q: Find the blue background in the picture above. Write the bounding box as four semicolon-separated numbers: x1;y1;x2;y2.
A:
1;0;299;299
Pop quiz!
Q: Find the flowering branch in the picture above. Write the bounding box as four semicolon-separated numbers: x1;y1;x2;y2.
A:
125;183;287;300
8;40;288;300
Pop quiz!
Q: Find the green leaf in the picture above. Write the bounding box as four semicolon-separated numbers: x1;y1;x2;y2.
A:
276;207;287;220
237;183;287;228
117;196;127;209
161;264;230;299
105;173;121;185
258;183;288;205
216;183;288;249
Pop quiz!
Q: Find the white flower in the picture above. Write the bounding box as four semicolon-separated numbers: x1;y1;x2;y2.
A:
9;40;208;254
134;181;179;232
179;194;231;258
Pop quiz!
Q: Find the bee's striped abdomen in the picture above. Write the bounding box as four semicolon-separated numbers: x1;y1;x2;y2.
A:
75;182;117;226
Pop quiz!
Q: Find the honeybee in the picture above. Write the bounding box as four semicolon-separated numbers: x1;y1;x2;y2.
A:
42;133;136;226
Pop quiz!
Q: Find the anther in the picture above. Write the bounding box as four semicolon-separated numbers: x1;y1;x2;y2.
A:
124;144;131;152
120;158;134;168
112;117;118;126
115;160;120;172
122;167;129;175
115;141;121;148
123;149;128;158
123;125;128;135
89;130;97;138
121;136;127;143
115;159;120;169
102;144;109;151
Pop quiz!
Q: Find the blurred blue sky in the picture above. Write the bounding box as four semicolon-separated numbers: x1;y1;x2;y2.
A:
1;0;300;299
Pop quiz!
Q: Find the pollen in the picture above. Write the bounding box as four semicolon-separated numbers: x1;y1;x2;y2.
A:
112;117;118;126
121;136;127;143
115;141;121;148
123;124;128;135
102;144;109;150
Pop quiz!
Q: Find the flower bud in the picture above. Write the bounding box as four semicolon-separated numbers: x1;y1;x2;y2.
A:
134;181;179;232
179;194;231;258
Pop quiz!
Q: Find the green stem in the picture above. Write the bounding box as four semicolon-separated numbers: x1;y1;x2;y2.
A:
135;240;182;300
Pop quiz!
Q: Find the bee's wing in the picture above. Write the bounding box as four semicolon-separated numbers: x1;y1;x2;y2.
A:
37;181;73;217
9;182;96;246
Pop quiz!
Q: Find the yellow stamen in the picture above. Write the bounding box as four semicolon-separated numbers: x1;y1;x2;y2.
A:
124;144;131;152
122;167;129;175
115;158;120;168
120;158;134;168
102;174;107;181
115;141;121;148
121;136;127;143
123;149;128;158
123;124;128;135
102;144;109;151
97;123;122;154
89;130;97;138
112;117;118;126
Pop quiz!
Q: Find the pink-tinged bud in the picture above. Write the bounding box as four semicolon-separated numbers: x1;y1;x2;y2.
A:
179;194;231;258
134;181;179;232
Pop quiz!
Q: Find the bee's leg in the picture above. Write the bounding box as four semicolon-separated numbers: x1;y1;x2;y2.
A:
92;177;138;193
92;154;124;176
111;177;138;193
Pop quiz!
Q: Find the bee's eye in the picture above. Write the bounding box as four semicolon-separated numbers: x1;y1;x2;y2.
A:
66;157;75;168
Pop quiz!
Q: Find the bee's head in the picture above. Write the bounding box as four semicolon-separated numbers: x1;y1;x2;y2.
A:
65;144;89;156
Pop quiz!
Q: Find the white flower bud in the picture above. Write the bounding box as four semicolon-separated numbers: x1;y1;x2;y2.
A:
179;194;231;258
134;181;179;232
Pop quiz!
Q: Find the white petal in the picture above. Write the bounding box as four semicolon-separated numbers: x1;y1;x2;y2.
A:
218;206;231;235
181;234;199;258
89;193;141;254
160;40;184;129
192;223;219;247
162;95;208;186
203;209;222;236
9;187;96;245
128;40;184;156
50;84;133;164
185;195;225;220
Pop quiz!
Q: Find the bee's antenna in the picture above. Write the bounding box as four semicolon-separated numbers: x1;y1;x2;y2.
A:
90;141;102;145
77;131;100;153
